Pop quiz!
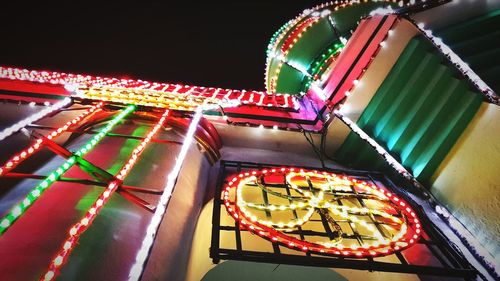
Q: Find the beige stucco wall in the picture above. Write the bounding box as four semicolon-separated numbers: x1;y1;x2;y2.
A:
430;103;500;263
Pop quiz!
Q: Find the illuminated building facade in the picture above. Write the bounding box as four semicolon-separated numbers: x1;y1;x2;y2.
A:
0;1;498;280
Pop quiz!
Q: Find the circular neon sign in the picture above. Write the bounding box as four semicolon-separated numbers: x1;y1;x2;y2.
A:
222;167;421;257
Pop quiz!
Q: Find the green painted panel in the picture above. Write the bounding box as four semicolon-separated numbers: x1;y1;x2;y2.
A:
286;20;336;69
267;2;398;95
388;65;451;153
447;30;500;58
412;91;482;181
466;48;500;71
336;35;484;185
438;9;500;43
399;79;465;166
356;38;427;130
436;9;500;93
373;52;440;139
275;64;306;94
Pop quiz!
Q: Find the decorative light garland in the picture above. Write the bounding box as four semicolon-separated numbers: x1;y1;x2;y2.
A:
333;111;425;191
0;105;135;234
223;167;421;257
74;86;235;112
303;43;344;92
265;13;303;90
265;0;413;93
434;205;500;278
41;109;169;281
281;18;321;55
411;21;498;104
128;106;203;281
0;98;72;142
0;66;298;110
330;21;395;109
0;102;104;177
269;17;320;93
264;3;333;88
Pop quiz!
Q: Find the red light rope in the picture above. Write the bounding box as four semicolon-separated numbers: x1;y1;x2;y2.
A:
281;17;320;55
0;102;104;177
0;66;297;110
269;17;320;93
40;109;170;281
223;167;421;258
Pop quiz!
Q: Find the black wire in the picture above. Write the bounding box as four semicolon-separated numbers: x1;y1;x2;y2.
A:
298;123;326;169
254;177;303;201
320;124;339;162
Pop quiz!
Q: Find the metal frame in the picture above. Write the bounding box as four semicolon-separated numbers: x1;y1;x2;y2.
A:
210;160;478;280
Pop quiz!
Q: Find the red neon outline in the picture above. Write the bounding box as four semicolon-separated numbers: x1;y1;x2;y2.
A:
0;67;297;110
222;167;421;258
0;102;104;177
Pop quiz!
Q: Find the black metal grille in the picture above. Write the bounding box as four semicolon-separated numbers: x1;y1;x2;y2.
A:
210;160;478;280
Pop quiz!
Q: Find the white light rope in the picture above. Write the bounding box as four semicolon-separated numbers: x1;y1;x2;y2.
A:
334;110;425;191
0;98;72;142
128;106;203;281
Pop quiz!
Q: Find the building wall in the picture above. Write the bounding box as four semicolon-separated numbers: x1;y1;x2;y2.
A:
141;145;212;281
0;102;213;281
185;148;430;281
430;103;500;262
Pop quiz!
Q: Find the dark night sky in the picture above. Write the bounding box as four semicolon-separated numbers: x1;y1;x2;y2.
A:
0;1;325;91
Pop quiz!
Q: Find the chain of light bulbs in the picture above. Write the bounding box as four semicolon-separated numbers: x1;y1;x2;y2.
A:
0;66;298;110
0;102;104;178
41;109;169;281
0;105;135;234
223;168;421;257
128;106;203;281
0;98;71;142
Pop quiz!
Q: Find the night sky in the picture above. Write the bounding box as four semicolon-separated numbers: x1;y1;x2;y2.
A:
0;1;325;91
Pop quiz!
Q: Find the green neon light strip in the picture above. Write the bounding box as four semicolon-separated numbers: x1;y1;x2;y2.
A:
0;104;135;234
266;22;291;56
303;43;344;92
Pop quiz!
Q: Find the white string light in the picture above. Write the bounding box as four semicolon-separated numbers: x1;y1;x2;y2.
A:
0;98;71;142
128;106;203;281
412;21;498;104
264;0;410;92
333;110;425;191
435;204;500;277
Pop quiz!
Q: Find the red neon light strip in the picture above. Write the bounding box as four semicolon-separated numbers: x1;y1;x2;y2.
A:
0;66;297;110
281;17;320;54
0;102;104;177
321;15;396;105
223;167;422;258
41;109;169;281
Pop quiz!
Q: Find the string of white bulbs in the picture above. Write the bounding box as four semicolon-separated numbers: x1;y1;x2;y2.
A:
0;98;72;142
